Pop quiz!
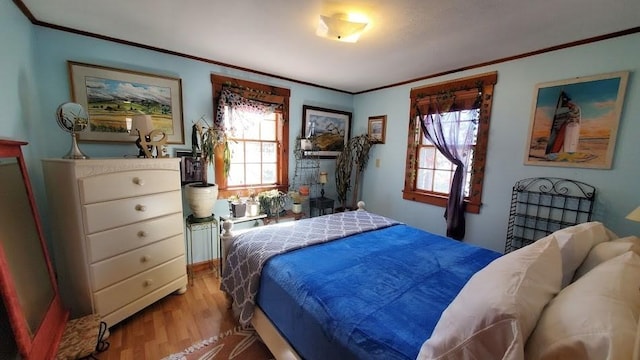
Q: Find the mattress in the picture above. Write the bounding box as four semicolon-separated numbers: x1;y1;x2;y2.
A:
257;223;501;360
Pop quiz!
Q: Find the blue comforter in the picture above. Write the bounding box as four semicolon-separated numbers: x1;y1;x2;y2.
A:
258;223;501;360
222;211;400;325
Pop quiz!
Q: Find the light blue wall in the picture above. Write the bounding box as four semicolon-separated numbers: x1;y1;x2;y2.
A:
0;0;42;172
354;33;640;252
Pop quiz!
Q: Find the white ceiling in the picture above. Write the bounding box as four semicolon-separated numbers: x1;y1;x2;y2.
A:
21;0;640;93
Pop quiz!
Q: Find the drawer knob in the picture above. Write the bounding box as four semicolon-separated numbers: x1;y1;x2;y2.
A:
141;255;151;263
133;177;145;186
135;204;147;212
143;279;153;287
137;230;148;238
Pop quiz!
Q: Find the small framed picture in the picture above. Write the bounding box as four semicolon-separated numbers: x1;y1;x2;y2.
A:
368;115;387;144
175;149;203;185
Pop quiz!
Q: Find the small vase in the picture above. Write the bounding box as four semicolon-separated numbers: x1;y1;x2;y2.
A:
246;201;260;217
230;202;247;218
291;203;303;214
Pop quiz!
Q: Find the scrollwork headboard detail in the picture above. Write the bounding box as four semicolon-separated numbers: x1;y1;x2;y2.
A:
504;177;596;253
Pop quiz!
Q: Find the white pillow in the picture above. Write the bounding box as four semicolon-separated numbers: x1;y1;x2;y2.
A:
525;251;640;360
551;221;609;287
572;235;640;280
417;235;562;360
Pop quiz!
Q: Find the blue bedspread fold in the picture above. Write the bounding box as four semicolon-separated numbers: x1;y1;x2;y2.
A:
258;224;502;359
221;211;401;325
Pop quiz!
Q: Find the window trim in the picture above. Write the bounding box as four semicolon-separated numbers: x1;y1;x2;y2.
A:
211;74;290;199
402;72;497;214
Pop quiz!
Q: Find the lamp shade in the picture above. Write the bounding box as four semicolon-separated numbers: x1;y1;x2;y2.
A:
626;206;640;222
129;114;153;136
319;171;328;184
316;14;368;43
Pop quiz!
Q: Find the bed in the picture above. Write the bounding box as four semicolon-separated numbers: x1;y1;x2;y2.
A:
221;209;640;360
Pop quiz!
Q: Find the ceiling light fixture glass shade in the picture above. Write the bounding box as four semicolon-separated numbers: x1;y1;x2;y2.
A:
316;14;368;43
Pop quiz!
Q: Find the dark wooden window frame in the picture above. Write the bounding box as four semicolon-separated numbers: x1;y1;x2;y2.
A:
403;72;497;214
211;74;290;199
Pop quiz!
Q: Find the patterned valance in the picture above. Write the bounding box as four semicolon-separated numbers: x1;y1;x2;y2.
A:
215;87;283;128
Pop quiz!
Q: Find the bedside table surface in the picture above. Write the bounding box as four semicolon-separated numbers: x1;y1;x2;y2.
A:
310;197;334;207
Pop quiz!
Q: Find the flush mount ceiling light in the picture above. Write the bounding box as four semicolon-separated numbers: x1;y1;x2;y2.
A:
316;13;369;43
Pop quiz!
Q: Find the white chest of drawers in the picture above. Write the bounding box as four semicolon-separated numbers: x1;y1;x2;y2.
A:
42;158;188;328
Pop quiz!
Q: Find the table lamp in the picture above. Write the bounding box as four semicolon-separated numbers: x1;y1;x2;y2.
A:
130;114;154;158
319;171;328;198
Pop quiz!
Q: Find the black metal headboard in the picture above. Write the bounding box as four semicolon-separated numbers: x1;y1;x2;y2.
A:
504;177;596;253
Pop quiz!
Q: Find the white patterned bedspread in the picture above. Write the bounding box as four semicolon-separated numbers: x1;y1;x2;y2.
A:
221;210;401;325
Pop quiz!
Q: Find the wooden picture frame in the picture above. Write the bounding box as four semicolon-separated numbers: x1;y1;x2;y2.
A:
302;105;351;158
524;71;629;169
368;115;387;144
175;149;203;185
68;61;185;144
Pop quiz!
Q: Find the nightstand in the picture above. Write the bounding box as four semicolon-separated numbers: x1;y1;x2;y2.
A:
309;197;335;217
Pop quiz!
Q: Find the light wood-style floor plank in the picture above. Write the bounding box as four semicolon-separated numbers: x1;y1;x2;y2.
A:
96;271;235;360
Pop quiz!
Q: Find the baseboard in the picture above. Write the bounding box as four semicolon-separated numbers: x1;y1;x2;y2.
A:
187;258;220;274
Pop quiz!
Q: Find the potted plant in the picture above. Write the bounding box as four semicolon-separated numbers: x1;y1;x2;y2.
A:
258;189;289;218
227;194;246;218
184;116;231;218
288;190;304;214
335;134;373;211
246;190;260;217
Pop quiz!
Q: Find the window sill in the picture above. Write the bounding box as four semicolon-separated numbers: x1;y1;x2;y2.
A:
402;190;480;214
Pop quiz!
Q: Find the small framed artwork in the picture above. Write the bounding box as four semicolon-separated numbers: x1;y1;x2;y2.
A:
368;115;387;144
302;105;351;158
524;71;629;169
175;149;204;185
68;61;185;144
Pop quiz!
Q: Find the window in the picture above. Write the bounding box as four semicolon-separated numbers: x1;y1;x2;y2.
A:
225;111;278;186
416;109;478;195
403;72;497;214
211;75;290;199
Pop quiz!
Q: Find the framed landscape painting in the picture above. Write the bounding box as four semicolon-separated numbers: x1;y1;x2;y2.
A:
524;71;629;169
302;105;351;158
68;61;185;144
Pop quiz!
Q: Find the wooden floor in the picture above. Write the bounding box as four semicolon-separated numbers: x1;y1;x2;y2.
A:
95;270;236;360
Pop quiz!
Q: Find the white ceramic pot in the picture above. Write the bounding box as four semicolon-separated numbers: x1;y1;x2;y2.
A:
185;183;218;218
246;201;260;217
291;203;303;214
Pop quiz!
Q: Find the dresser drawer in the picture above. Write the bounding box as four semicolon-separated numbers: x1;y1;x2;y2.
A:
91;235;185;290
93;256;186;316
87;213;183;262
79;169;180;204
83;190;182;234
